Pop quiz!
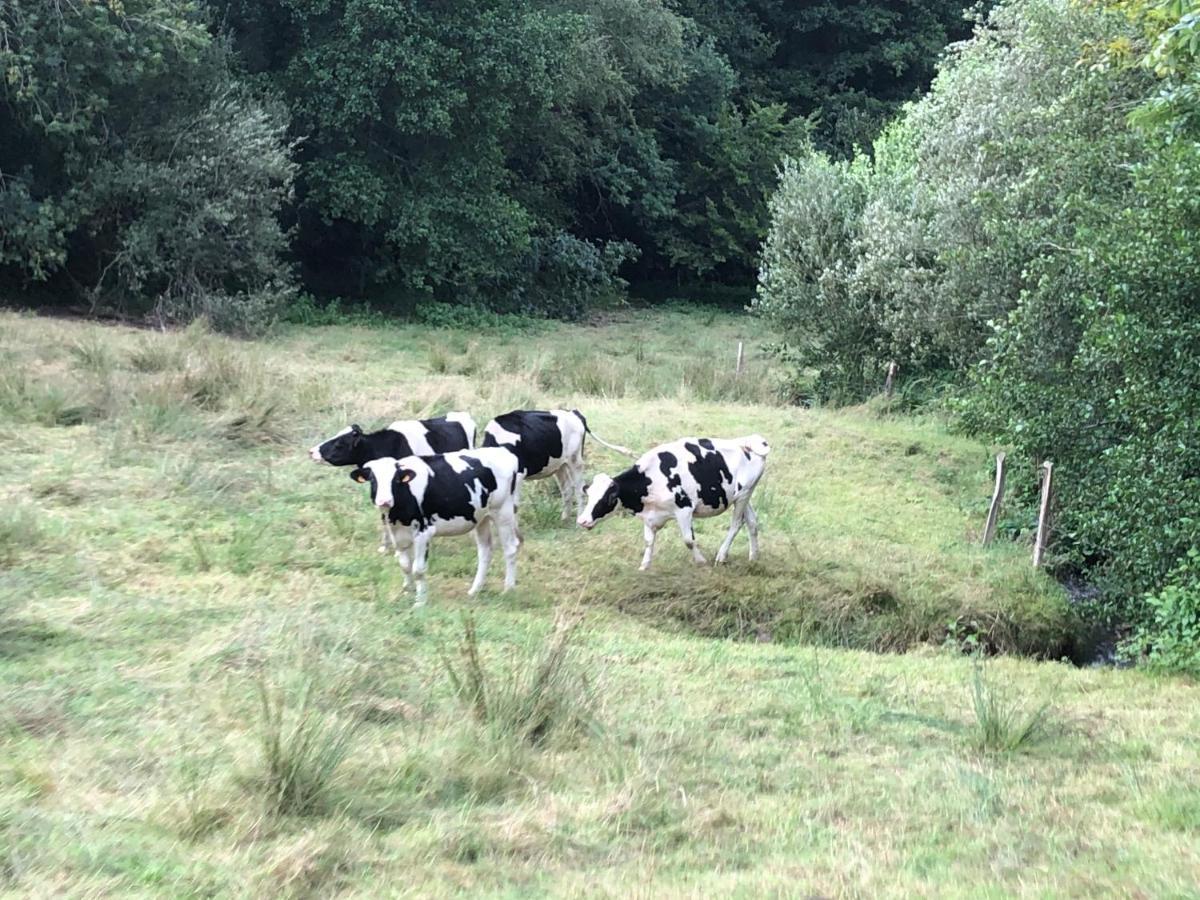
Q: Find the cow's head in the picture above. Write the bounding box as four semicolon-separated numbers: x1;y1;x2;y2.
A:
577;473;620;530
310;424;364;465
349;457;415;509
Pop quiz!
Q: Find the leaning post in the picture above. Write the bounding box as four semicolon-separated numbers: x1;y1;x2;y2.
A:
1033;460;1054;567
982;452;1007;545
884;360;899;397
735;341;745;377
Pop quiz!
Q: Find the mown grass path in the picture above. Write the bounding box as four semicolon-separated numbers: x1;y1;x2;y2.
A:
2;308;1197;896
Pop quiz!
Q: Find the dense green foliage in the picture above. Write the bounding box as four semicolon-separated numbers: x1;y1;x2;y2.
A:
755;0;1200;667
1;0;967;322
0;0;296;334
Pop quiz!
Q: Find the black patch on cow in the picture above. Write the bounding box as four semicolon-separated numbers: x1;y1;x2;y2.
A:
684;441;732;511
742;448;751;460
423;417;472;453
481;410;566;478
318;415;470;466
698;438;715;451
386;454;500;529
614;466;652;514
572;409;589;432
657;451;691;508
591;481;621;522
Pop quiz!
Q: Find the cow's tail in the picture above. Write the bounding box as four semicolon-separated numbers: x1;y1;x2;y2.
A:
741;434;771;457
572;409;636;458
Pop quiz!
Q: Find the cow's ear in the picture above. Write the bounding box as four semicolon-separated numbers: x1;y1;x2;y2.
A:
351;424;363;435
349;467;369;484
398;468;415;484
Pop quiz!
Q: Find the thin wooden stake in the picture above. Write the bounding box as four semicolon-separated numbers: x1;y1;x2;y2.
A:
884;360;898;397
735;341;744;377
1033;460;1054;567
982;452;1007;546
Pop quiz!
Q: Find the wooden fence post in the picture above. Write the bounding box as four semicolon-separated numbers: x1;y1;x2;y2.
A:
735;341;744;377
1033;460;1054;567
982;452;1007;546
884;361;898;397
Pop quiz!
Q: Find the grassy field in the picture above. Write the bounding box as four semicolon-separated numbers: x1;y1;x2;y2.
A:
2;306;1198;897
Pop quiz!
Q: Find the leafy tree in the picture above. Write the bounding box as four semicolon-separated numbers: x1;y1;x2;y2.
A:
672;0;976;155
756;0;1200;659
0;0;296;334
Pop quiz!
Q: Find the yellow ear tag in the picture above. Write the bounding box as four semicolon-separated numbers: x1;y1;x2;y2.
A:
355;473;367;483
399;470;415;484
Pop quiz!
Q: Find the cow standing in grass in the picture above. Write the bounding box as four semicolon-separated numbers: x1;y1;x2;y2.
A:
350;448;521;605
577;435;770;569
481;408;631;519
310;411;476;552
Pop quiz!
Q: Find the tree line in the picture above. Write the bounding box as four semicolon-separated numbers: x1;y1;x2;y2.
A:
0;0;968;327
756;0;1200;672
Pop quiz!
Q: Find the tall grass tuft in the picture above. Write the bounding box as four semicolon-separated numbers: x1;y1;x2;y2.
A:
442;608;595;746
0;370;96;426
252;634;364;816
128;336;184;373
967;659;1052;754
67;336;116;375
0;505;45;568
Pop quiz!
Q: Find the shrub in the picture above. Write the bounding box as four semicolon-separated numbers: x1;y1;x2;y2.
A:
1126;550;1200;676
753;151;878;403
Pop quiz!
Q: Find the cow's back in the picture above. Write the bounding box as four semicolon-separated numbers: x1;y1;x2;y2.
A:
481;409;581;478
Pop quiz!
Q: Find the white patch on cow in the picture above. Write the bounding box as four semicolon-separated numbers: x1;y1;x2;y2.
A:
441;452;476;475
445;410;478;447
364;457;400;509
386;420;436;456
485;421;522;446
741;434;770;457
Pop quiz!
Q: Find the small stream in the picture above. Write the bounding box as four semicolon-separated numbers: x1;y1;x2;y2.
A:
1061;576;1130;668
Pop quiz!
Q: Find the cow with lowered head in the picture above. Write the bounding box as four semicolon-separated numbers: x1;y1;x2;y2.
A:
350;447;521;606
310;411;476;552
577;435;770;570
481;409;631;519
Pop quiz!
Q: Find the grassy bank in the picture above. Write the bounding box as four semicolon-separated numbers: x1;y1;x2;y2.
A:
2;307;1197;895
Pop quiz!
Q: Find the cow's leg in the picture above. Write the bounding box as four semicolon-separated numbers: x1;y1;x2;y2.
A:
553;467;573;520
496;505;520;592
467;518;494;597
395;545;414;591
378;513;392;554
512;477;525;544
410;531;432;607
674;507;707;565
743;502;760;561
569;456;586;517
715;499;749;564
639;520;662;571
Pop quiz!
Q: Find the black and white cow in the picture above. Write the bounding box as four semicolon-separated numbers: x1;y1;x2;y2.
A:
350;448;521;605
309;411;476;466
577;435;770;569
481;409;631;519
310;411;476;552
